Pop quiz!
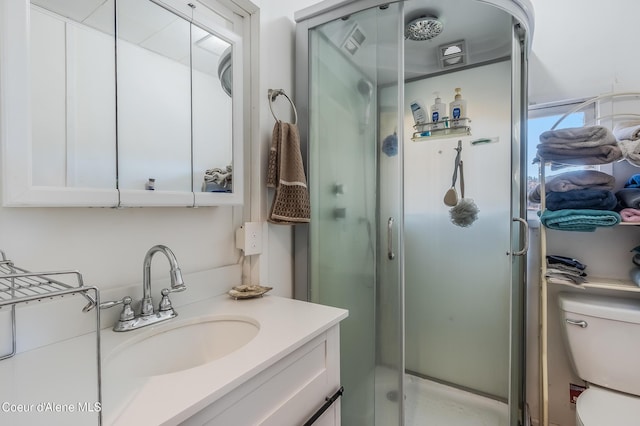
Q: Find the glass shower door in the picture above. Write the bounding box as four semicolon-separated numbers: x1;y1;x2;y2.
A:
305;3;404;426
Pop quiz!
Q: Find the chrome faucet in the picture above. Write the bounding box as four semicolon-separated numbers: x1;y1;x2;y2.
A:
100;245;186;332
141;244;185;316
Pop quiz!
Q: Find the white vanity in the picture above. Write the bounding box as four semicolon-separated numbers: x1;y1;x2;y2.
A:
0;267;348;425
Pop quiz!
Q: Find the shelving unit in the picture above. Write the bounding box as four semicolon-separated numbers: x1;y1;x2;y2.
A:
411;119;471;141
537;92;640;426
0;250;102;424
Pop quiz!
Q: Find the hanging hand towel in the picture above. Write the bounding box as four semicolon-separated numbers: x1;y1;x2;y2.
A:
267;121;311;224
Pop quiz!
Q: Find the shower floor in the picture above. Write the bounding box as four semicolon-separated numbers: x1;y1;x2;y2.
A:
375;369;508;426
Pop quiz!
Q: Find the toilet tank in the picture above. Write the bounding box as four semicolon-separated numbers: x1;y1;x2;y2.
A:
558;292;640;396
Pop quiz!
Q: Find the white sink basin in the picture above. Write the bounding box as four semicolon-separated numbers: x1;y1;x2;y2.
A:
104;315;259;377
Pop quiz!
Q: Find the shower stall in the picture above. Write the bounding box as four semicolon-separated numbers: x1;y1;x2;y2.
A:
294;0;533;425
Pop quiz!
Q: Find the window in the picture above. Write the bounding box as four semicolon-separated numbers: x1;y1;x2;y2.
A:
527;100;597;217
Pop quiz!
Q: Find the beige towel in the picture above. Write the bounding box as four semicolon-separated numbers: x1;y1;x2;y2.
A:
614;120;640;141
267;122;310;224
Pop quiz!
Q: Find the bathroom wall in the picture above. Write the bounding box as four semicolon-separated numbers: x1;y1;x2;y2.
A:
527;0;640;425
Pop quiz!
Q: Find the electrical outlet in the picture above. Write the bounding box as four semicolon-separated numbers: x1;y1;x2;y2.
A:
236;222;262;255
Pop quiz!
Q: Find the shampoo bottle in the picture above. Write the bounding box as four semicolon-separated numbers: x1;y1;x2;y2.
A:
430;93;446;129
410;100;428;125
449;87;467;128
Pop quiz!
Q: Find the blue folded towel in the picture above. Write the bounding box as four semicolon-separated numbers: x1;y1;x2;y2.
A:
539;209;621;232
625;174;640;188
545;189;617;211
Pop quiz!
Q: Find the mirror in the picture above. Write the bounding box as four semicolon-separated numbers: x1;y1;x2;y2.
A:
1;0;243;207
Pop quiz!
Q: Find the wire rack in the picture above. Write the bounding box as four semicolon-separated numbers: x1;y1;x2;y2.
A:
0;250;102;424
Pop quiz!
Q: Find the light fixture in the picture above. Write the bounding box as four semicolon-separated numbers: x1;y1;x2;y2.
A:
438;39;467;68
196;34;230;56
341;23;366;55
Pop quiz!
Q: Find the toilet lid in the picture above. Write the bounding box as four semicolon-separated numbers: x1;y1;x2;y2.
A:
577;387;640;425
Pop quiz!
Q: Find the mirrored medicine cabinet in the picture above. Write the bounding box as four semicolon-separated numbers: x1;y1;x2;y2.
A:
0;0;246;207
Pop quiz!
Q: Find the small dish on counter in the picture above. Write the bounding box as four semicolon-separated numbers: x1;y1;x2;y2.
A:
228;284;273;299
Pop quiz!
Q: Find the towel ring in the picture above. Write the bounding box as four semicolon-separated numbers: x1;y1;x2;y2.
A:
268;89;298;124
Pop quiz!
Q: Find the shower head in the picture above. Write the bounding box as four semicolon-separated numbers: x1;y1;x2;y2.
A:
405;15;443;41
357;78;373;131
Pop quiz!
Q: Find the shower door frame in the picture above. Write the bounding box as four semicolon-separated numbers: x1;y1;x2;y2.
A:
294;2;407;425
294;1;533;425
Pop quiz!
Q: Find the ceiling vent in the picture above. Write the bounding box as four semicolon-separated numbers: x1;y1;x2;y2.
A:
341;23;366;55
438;39;467;68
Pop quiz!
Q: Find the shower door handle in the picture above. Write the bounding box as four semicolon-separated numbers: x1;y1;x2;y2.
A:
387;217;395;260
510;217;529;256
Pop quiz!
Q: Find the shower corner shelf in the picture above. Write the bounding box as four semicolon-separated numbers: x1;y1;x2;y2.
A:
411;119;471;141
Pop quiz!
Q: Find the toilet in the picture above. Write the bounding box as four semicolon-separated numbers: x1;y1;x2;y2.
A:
558;292;640;425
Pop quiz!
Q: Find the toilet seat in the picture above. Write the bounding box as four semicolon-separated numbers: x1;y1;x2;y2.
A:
576;386;640;426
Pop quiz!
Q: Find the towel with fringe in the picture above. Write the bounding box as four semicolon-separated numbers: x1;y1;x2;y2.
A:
267;122;310;224
545;189;617;211
613;120;640;141
539;209;621;232
615;188;640;209
536;125;622;165
528;170;615;203
620;208;640;222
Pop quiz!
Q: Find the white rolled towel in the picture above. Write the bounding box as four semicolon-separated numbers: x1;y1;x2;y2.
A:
613;120;640;141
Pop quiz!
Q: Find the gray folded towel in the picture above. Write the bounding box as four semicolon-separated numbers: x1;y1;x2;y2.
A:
539;125;617;147
267;122;311;224
528;170;615;203
615;188;640;209
536;143;623;165
614;120;640;141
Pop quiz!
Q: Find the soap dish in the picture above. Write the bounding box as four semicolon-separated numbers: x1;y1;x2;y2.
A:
228;284;273;300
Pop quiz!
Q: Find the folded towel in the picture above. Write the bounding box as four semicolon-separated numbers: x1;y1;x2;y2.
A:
528;170;615;203
539;209;621;232
539;125;617;147
626;174;640;188
615;188;640;209
545;269;588;285
617;139;640;166
536;143;623;165
548;264;587;276
547;254;587;270
613;120;640;141
267;122;311;224
545;189;617;211
620;208;640;222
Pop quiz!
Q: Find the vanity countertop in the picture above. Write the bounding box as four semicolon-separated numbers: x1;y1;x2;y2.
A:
0;294;348;426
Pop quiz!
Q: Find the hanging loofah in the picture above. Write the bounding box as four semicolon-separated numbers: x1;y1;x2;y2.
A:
449;160;479;227
450;198;479;227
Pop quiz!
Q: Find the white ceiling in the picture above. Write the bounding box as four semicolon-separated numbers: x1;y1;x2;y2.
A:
318;0;513;84
31;0;230;76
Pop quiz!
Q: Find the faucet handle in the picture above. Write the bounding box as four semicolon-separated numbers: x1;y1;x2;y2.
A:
100;296;135;322
159;288;175;312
